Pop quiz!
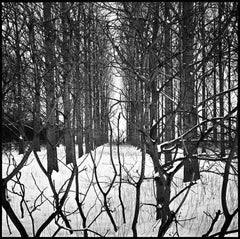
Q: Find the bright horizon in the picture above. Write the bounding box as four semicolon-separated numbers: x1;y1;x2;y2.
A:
109;67;127;141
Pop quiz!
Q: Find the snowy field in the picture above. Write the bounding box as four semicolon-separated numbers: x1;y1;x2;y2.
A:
2;143;238;237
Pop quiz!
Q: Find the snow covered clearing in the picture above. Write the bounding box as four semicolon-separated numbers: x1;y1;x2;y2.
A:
2;143;238;237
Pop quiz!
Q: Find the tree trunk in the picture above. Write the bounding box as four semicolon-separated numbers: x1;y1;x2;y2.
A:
61;2;75;165
27;4;41;151
43;2;58;173
164;2;174;163
181;2;200;182
83;5;93;153
100;84;109;145
74;21;84;157
92;30;102;148
14;8;25;155
218;2;225;157
213;20;218;143
146;2;172;226
200;2;206;153
228;36;232;149
150;2;162;220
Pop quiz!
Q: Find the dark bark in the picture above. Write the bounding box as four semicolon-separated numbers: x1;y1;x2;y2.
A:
75;162;88;237
26;4;41;151
218;2;226;157
75;63;84;157
218;134;238;236
148;3;172;224
83;5;93;153
61;2;75;164
200;2;207;153
13;8;25;155
181;2;200;182
164;2;174;163
213;20;218;142
1;190;29;237
74;4;84;157
117;113;126;224
43;2;58;173
132;134;146;236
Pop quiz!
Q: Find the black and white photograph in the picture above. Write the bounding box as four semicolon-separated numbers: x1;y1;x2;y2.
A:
1;2;238;237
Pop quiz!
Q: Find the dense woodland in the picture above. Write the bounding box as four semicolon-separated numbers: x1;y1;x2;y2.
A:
1;2;238;237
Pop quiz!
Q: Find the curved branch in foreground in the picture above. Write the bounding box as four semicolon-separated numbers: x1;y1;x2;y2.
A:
1;191;29;237
218;133;238;237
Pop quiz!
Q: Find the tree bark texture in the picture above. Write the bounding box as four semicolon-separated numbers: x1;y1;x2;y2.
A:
148;2;172;224
164;2;174;163
218;2;226;157
14;8;25;155
181;2;200;182
61;2;75;164
43;2;58;173
27;5;41;151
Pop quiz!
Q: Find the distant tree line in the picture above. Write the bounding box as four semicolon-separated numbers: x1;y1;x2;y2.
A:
2;2;111;172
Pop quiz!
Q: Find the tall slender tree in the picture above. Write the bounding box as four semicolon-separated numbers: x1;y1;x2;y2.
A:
218;2;225;157
43;2;58;173
13;4;25;154
181;2;200;182
25;3;41;151
200;2;206;153
164;2;174;163
61;2;75;164
73;4;84;157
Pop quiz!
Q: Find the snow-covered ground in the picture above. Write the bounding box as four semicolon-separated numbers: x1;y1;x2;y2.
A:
2;143;238;237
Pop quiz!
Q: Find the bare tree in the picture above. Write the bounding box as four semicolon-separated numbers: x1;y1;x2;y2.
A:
43;2;58;173
181;2;200;183
60;2;75;165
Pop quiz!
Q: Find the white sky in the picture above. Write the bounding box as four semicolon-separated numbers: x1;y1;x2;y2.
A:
109;67;127;141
